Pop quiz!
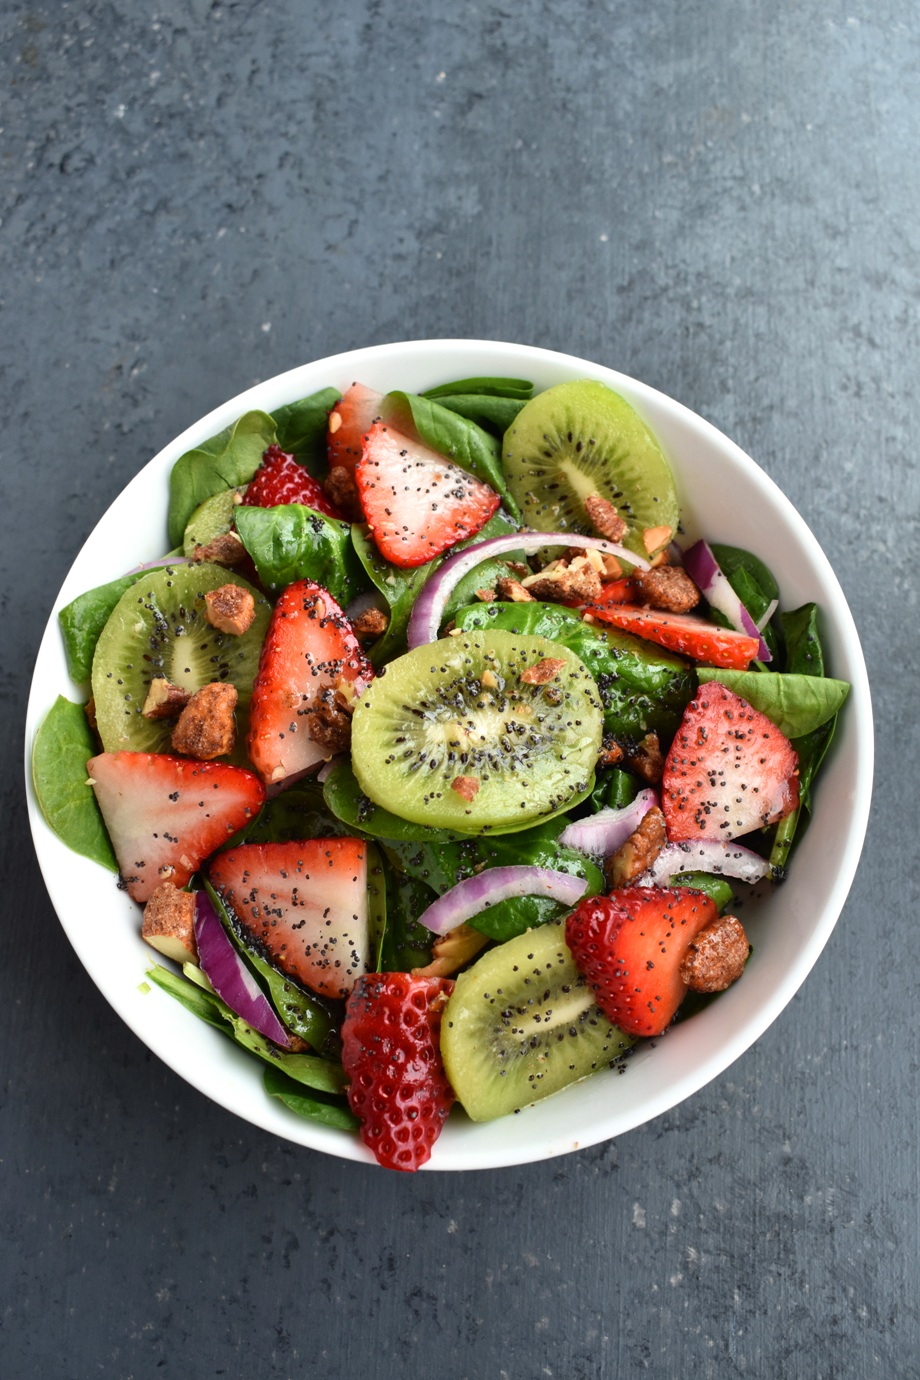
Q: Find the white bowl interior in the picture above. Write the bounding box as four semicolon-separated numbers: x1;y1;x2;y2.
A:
25;340;873;1170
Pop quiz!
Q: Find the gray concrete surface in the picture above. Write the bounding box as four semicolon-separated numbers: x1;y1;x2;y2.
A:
2;2;915;1376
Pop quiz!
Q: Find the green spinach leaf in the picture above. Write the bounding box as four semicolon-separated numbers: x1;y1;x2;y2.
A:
271;386;341;477
696;668;849;738
421;376;534;400
59;572;150;683
167;410;277;547
263;1066;359;1131
781;603;826;677
378;868;436;972
234;503;366;603
32;696;117;871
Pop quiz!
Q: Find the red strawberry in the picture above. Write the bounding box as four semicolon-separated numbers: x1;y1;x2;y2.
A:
661;681;799;842
242;444;343;518
355;421;501;567
87;752;265;903
341;972;455;1171
565;886;719;1037
247;579;373;788
589;604;759;670
208;838;369;999
327;382;384;474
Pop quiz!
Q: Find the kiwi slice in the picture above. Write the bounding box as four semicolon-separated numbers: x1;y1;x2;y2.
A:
441;921;635;1121
501;378;679;557
91;562;271;759
349;629;603;832
182;487;244;556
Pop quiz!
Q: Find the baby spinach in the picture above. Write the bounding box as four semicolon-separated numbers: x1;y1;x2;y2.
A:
263;1066;360;1132
378;868;436;973
167;409;277;547
234;503;365;604
696;668;850;738
32;696;117;871
425;393;528;436
451;601;696;741
422;376;533;400
271;386;341;477
59;571;151;683
677;872;736;913
709;543;780;659
782;603;825;676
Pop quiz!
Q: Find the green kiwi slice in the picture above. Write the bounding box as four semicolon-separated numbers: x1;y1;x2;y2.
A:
182;487;244;556
501;378;679;557
91;562;271;760
441;921;635;1121
349;629;603;832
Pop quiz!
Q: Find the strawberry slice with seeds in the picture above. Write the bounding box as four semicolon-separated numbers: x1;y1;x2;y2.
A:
87;752;265;903
241;444;343;518
209;838;369;1000
589;604;759;669
247;579;373;789
342;972;455;1171
565;886;720;1037
356;420;501;567
327;382;384;474
662;681;799;842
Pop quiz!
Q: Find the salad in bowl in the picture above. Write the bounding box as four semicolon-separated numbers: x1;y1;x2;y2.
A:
26;341;872;1172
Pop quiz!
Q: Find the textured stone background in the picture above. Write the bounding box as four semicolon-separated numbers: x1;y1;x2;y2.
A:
3;2;915;1376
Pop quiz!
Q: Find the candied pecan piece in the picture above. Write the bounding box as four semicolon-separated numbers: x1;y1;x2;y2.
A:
323;465;363;521
142;676;192;721
451;775;480;802
204;583;256;636
632;565;700;614
412;923;490;980
522;557;602;604
495;576;535;603
679;915;750;992
191;531;247;566
625;732;665;786
584;493;628;543
520;657;567;685
171;682;238;759
603;806;667;889
142;881;198;964
351;607;389;642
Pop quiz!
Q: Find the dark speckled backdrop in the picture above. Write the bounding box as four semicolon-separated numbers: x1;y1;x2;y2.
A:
2;2;914;1376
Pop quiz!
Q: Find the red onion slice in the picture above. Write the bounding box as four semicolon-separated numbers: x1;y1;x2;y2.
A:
681;539;773;663
637;840;777;888
193;891;292;1047
416;865;589;936
406;532;650;648
558;789;659;857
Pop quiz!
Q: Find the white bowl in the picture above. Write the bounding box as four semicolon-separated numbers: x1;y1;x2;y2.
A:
25;340;873;1170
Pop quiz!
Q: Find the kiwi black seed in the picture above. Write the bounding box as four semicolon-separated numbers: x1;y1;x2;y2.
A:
91;562;271;761
501;378;679;558
440;921;636;1122
348;629;604;832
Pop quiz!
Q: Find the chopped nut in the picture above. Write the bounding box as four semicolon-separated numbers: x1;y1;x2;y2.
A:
351;607;389;642
142;882;198;965
679;915;750;992
584;547;606;573
521;559;602;603
505;562;532;579
411;923;490;979
480;669;498;689
171;682;238;759
323;464;363;520
475;587;496;602
191;530;246;566
642;524;673;555
632;565;700;614
304;694;352;754
451;775;480;802
204;583;256;636
520;657;567;685
625;732;665;786
495;576;535;602
142;676;192;721
604;807;667;888
328;409;343;434
601;553;623;579
597;737;624;768
585;493;628;543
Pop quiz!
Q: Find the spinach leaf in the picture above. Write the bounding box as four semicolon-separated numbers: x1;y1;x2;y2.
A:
263;1066;359;1131
366;842;388;972
769;718;837;871
167;410;277;547
381;390;521;519
421;376;534;400
696;668;850;738
671;872;735;914
271;386;342;477
426;394;528;436
378;868;436;972
451;601;696;741
32;696;117;871
709;542;780;659
234;503;366;604
230;779;349;848
59;572;150;683
145;963;231;1030
782;603;826;677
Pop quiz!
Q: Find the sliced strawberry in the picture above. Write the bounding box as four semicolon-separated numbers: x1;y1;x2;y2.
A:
342;972;455;1171
591;577;639;606
565;886;719;1037
355;421;501;568
661;681;799;842
327;382;384;474
589;604;759;669
247;579;373;788
241;444;343;518
87;752;265;903
209;838;369;1000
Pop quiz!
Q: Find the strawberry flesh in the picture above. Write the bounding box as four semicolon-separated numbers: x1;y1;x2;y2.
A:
341;972;455;1171
662;681;799;841
87;752;265;903
242;444;343;518
247;579;373;788
565;886;719;1037
356;420;501;567
327;382;384;475
209;838;369;999
589;604;760;670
